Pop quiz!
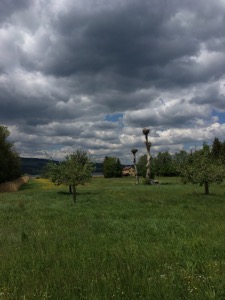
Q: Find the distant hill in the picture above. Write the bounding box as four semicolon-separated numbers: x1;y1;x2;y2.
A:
20;157;52;175
20;157;103;175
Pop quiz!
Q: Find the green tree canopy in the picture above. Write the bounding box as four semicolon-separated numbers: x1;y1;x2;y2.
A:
0;125;21;183
103;156;122;178
221;141;225;164
211;137;222;160
47;150;94;203
137;154;155;179
173;150;189;175
179;146;225;194
154;151;176;176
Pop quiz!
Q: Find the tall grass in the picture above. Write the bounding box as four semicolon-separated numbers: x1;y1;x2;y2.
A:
0;177;225;299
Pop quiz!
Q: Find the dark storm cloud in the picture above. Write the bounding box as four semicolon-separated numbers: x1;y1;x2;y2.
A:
18;0;200;86
1;0;225;162
0;0;30;23
15;0;225;95
19;0;224;91
190;84;225;111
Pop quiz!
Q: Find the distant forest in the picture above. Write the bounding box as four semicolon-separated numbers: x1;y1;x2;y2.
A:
21;158;104;175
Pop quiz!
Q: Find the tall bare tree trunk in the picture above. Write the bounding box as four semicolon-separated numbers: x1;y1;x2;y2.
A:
143;128;151;185
134;163;139;184
69;185;72;194
131;148;139;184
145;143;151;184
204;181;209;195
72;184;77;203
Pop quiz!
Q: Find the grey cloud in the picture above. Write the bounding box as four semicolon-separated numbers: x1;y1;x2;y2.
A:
19;0;199;82
1;0;225;163
190;84;225;111
16;0;225;93
0;0;31;24
124;99;211;128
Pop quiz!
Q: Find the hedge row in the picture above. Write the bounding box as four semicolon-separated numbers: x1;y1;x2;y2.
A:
0;176;30;193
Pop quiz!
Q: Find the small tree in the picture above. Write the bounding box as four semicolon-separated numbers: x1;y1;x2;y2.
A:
179;147;225;195
211;137;222;160
154;151;176;176
103;156;122;178
47;150;94;203
0;125;21;183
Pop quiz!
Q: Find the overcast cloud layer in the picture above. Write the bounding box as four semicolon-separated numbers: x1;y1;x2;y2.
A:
1;0;225;164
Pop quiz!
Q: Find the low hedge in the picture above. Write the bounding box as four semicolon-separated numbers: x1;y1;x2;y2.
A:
0;176;30;193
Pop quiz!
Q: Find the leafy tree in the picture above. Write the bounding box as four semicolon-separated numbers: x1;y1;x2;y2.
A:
103;156;122;178
154;151;176;176
137;154;155;179
173;150;189;175
0;125;21;183
211;137;222;159
137;154;147;177
45;160;61;183
47;150;94;203
179;146;225;195
221;141;225;164
114;158;123;177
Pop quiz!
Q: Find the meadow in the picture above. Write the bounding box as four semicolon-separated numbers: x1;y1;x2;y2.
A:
0;176;225;299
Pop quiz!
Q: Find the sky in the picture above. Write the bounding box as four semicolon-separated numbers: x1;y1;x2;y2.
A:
1;0;225;164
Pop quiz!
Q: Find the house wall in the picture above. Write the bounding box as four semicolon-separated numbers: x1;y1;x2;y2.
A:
122;167;135;176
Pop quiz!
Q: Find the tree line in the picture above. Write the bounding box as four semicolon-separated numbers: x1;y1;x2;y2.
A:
137;138;225;178
102;138;225;194
1;124;225;197
0;126;21;184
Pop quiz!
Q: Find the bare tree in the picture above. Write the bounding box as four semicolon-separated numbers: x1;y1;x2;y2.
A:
142;128;151;184
131;148;139;184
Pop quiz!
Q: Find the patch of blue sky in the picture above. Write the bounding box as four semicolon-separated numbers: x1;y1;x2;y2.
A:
184;142;203;151
213;111;225;123
105;113;123;122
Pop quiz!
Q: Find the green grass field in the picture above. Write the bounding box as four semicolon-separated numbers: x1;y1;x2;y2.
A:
1;176;225;299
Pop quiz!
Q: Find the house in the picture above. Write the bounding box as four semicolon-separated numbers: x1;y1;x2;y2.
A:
122;166;135;176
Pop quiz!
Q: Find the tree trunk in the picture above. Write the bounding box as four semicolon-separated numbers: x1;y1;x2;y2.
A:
204;181;209;195
72;184;76;203
145;145;151;184
134;163;139;184
69;185;72;194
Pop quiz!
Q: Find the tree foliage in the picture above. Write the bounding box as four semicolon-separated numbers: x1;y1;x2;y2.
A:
47;150;94;203
211;137;222;159
137;138;225;194
173;150;189;175
103;156;122;178
137;155;155;179
179;145;225;194
211;137;225;164
154;151;176;176
0;125;21;183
